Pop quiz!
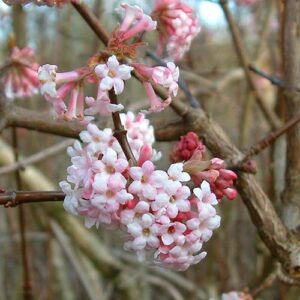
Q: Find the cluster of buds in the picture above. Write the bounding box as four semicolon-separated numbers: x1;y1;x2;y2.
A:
0;47;40;99
152;0;200;61
37;4;179;121
3;0;71;7
171;132;238;201
61;112;221;271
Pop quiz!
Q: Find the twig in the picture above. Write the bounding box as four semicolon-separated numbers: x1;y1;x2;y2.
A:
229;112;300;169
251;269;277;297
146;50;200;108
0;191;64;207
12;128;34;300
108;91;137;164
249;65;285;88
220;0;281;129
0;139;74;175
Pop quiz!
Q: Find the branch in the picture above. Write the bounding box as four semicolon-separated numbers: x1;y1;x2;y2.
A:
220;0;281;129
109;90;137;164
230;113;300;169
0;191;64;207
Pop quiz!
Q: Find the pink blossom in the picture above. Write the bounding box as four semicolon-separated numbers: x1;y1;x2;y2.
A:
142;81;172;113
152;0;200;61
222;291;253;300
129;160;168;200
95;55;133;95
161;222;186;246
0;46;40;99
125;213;160;251
117;3;157;41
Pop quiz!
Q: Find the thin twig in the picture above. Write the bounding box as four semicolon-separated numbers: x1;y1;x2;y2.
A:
0;139;74;175
0;191;64;207
109;90;137;164
251;269;277;297
249;65;285;88
220;0;281;129
243;113;300;160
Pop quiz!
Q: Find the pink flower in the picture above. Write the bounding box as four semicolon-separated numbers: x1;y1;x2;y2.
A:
152;0;200;61
38;64;90;121
85;95;124;117
222;291;253;300
0;46;40;99
161;222;186;246
59;181;82;215
142;81;172;113
117;3;157;40
152;181;191;218
95;55;133;95
128;160;168;200
125;213;160;251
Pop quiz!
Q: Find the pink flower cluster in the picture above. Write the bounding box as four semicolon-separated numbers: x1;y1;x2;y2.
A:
172;132;238;201
152;0;200;61
60;112;221;271
38;4;179;120
0;47;40;99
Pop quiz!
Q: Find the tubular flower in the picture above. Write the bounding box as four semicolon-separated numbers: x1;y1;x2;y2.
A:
152;0;200;61
61;113;221;271
38;64;91;121
0;46;40;99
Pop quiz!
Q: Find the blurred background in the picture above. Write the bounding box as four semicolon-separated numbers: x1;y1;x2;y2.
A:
0;0;298;299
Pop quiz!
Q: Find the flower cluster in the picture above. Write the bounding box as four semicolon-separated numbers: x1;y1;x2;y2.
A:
38;4;179;121
152;0;200;61
60;112;221;271
0;47;40;99
172;132;238;201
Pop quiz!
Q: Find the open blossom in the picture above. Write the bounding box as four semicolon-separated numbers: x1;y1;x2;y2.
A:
0;46;40;99
133;62;179;113
152;0;200;61
38;64;90;121
95;55;133;95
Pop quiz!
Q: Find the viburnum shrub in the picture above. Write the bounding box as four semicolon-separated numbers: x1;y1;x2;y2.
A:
0;0;237;271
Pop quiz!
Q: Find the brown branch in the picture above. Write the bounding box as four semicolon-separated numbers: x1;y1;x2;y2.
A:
281;0;300;232
109;90;137;164
220;0;282;129
229;113;300;169
0;191;64;207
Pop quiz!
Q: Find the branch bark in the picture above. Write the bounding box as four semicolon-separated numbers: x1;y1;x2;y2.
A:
282;0;300;232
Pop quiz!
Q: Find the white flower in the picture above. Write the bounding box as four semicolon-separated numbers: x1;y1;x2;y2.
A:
95;55;133;95
38;64;57;97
